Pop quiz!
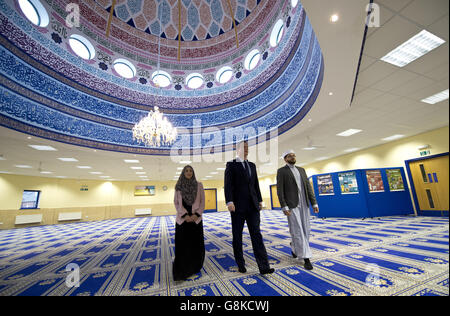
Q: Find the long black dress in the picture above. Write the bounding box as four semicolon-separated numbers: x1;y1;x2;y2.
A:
173;200;205;281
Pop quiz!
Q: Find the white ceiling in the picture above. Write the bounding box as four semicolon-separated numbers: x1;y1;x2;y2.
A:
0;0;448;182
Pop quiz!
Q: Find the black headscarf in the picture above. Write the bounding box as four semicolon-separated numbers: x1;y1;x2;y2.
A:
175;165;198;206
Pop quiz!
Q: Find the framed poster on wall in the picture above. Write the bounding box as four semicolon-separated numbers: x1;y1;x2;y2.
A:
134;185;155;196
317;174;334;195
338;171;359;194
386;169;405;191
366;170;385;193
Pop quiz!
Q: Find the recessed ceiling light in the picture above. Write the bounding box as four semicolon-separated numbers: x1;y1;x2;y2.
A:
381;134;404;141
40;171;53;174
330;14;339;23
329;92;333;96
179;160;192;164
77;166;92;169
135;172;146;174
124;159;140;163
138;176;148;178
28;145;57;151
14;165;32;168
216;167;226;170
58;158;78;162
90;171;102;174
130;166;143;170
0;156;5;161
381;30;445;67
421;89;449;104
336;129;362;137
303;147;316;151
100;176;111;178
210;172;219;174
316;157;329;161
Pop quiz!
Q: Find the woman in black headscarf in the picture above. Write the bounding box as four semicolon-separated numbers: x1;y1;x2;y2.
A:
173;165;205;281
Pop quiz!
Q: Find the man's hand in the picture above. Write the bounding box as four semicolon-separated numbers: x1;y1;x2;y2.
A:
313;205;319;213
185;215;194;223
283;209;292;216
259;202;264;210
227;202;235;212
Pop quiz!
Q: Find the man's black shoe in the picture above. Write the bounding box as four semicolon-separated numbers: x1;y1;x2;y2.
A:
303;259;313;270
260;268;275;275
238;266;247;273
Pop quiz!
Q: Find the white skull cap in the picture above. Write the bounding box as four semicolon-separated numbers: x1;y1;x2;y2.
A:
281;149;295;159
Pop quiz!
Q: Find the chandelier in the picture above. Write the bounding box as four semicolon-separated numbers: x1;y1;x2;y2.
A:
132;11;177;147
132;106;177;147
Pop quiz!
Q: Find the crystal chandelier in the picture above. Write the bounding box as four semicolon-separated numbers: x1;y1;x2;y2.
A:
132;17;177;147
132;106;177;147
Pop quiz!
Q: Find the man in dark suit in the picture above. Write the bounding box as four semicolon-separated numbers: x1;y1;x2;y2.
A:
276;150;319;270
224;141;274;275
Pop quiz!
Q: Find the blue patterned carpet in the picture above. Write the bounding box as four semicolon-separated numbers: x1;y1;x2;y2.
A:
0;211;448;296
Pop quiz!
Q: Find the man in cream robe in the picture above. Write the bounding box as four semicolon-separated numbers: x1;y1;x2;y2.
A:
276;150;319;270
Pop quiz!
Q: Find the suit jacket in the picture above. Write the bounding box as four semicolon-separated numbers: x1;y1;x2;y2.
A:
224;159;262;212
276;165;317;209
174;182;205;225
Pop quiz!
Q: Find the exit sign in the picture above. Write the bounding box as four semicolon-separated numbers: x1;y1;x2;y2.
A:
420;150;431;157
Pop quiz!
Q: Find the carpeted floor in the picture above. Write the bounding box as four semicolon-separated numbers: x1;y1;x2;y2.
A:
0;210;448;296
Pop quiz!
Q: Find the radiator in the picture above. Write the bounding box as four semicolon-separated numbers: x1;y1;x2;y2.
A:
58;212;82;221
15;214;43;225
135;208;152;216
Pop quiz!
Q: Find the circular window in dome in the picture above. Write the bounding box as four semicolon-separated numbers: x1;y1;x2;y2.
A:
244;49;261;71
270;19;285;47
186;73;204;89
18;0;49;27
152;70;172;88
113;58;136;79
216;66;233;84
69;34;96;60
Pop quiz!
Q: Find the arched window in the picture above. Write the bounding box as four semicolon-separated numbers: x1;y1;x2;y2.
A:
216;66;233;84
244;49;261;71
18;0;49;27
69;34;96;60
270;19;284;47
152;70;172;88
113;58;136;79
186;73;204;89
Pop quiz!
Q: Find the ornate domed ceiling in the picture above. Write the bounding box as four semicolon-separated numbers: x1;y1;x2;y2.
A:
0;0;323;155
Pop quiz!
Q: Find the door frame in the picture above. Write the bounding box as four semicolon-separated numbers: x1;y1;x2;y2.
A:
405;152;449;217
203;188;217;213
269;184;281;210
